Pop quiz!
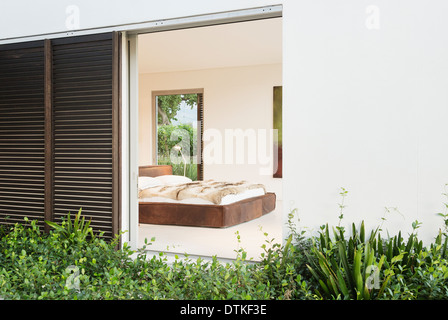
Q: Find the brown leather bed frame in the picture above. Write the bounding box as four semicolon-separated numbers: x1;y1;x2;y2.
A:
138;165;276;228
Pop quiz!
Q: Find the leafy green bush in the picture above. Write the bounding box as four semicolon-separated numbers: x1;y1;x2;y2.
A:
0;216;132;300
257;210;314;300
0;213;278;300
157;123;196;158
3;186;448;300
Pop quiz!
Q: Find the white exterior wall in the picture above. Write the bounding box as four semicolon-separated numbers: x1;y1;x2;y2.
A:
2;0;448;246
0;0;280;40
283;1;448;243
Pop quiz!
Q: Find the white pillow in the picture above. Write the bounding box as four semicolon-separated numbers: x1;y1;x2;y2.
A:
138;176;163;190
155;174;192;185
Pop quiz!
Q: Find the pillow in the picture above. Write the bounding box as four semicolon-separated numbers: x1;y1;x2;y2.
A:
138;176;162;190
155;174;192;185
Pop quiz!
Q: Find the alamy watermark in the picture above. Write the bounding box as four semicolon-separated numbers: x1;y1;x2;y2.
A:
65;265;80;291
65;5;80;30
167;127;279;176
365;5;380;30
366;265;380;290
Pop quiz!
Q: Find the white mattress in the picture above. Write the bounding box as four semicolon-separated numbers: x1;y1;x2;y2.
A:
140;187;265;205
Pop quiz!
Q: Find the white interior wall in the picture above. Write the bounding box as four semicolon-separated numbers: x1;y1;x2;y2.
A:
139;63;283;198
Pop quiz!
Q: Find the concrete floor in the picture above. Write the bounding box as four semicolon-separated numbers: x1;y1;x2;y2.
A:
138;200;284;261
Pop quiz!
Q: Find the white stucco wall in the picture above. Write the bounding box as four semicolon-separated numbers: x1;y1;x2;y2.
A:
282;1;448;244
0;0;280;40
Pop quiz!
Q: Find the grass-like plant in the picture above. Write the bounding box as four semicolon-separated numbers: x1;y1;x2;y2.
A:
306;221;396;299
45;208;94;243
304;187;448;300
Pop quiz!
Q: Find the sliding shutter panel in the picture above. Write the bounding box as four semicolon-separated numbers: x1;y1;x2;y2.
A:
51;33;120;240
0;33;120;240
0;41;46;228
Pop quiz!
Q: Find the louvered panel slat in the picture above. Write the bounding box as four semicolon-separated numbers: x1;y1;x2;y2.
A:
0;42;46;229
197;93;204;180
52;33;116;239
52;40;111;52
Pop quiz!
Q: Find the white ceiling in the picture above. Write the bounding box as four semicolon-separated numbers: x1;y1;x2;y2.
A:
138;17;282;74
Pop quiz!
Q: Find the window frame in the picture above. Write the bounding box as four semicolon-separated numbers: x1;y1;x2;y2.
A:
151;88;204;180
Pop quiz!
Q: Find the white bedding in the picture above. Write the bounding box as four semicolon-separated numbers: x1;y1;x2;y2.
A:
140;187;265;205
138;175;266;205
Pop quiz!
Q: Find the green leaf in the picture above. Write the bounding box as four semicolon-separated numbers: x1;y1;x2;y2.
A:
353;249;363;299
360;221;365;244
377;235;383;256
336;269;349;298
328;274;339;297
386;240;393;262
377;254;386;272
391;253;404;264
338;241;353;293
318;279;331;296
307;264;322;283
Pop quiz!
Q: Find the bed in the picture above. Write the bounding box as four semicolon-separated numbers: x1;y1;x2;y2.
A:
138;165;276;228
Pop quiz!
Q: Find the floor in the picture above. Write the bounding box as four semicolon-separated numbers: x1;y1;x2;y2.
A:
138;200;283;261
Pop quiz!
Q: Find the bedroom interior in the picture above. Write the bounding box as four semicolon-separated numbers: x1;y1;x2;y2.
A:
137;17;283;260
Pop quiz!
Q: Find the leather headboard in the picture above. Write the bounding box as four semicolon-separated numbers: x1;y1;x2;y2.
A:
139;165;173;177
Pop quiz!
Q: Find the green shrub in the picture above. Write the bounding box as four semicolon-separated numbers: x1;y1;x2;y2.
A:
0;216;132;300
0;213;277;300
157;123;196;158
3;187;448;301
299;187;448;300
382;229;448;300
257;210;314;300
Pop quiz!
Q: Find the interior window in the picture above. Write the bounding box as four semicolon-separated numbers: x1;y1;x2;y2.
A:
154;91;203;180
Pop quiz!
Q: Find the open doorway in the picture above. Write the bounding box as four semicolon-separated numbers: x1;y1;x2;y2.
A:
136;17;283;260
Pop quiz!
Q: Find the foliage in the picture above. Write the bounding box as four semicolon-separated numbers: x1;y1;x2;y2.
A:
3;185;448;300
256;209;314;300
302;187;448;300
157;123;196;158
436;183;448;237
0;214;275;300
157;94;197;126
305;221;407;299
45;208;94;243
157;123;198;180
158;155;198;181
156;94;199;181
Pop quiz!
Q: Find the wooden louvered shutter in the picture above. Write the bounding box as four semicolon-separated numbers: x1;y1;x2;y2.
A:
51;33;120;240
0;41;46;229
197;93;204;181
0;32;120;240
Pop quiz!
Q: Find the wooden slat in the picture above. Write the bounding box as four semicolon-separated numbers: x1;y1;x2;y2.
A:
52;32;118;240
197;93;204;180
0;41;46;229
44;39;53;232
